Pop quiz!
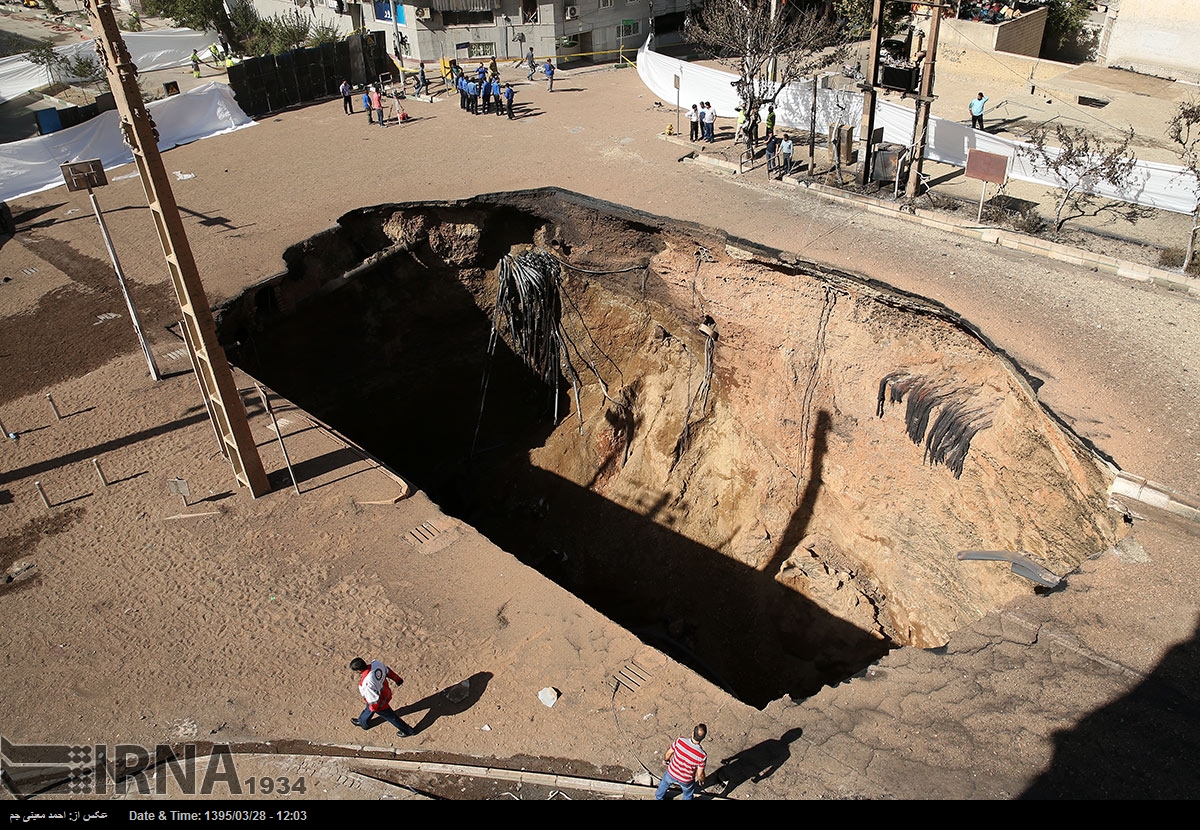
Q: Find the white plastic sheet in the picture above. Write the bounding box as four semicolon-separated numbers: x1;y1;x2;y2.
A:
637;37;1198;215
1;28;215;103
0;82;254;204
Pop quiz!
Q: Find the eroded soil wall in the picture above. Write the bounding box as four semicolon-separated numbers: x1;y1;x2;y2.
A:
218;189;1119;706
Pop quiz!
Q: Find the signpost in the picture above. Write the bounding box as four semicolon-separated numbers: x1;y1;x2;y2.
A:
965;149;1009;222
61;159;161;382
674;73;680;137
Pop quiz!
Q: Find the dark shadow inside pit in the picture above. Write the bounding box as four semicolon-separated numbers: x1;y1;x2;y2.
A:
220;216;894;707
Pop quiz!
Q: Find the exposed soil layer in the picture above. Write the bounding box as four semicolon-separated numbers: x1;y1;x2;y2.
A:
217;189;1121;707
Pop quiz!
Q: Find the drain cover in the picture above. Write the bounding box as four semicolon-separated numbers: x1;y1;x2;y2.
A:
608;661;652;695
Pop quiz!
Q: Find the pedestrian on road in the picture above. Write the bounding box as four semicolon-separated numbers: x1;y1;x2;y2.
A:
370;86;386;127
969;91;988;130
527;47;536;81
191;50;201;79
703;102;716;142
688;104;700;142
349;657;415;737
363;89;374;124
492;78;504;116
765;104;776;141
414;63;428;97
504;83;515;119
779;133;794;177
765;132;779;175
544;59;555;92
340;79;352;115
655;724;707;800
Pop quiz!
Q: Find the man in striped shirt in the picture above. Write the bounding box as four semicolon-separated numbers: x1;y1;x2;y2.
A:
655;723;707;799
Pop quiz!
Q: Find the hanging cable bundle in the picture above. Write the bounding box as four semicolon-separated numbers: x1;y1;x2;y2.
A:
876;372;993;479
472;249;627;457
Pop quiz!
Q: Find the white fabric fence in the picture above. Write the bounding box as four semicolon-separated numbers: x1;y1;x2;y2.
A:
0;82;254;204
637;37;1198;215
0;28;215;104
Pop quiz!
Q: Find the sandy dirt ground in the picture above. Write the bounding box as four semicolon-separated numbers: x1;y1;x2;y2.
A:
2;17;1199;801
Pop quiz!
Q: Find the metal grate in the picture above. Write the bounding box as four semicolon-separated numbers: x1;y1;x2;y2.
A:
408;522;441;545
608;661;651;695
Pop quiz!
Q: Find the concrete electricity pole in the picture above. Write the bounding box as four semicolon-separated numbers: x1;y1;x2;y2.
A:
82;0;270;498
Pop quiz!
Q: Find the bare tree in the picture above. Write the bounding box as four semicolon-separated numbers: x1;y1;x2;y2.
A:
1018;123;1152;236
685;1;844;117
1167;99;1200;271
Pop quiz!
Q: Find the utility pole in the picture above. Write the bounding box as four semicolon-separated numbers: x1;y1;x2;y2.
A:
905;3;942;199
857;0;886;186
82;0;270;498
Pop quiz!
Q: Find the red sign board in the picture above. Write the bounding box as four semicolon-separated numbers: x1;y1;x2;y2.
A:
966;150;1008;185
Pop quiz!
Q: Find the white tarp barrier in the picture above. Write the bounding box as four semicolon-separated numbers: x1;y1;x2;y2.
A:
0;82;254;204
0;28;214;103
637;36;1198;215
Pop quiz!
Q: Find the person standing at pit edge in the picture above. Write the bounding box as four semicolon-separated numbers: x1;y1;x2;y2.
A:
656;724;707;800
340;79;352;115
349;657;415;737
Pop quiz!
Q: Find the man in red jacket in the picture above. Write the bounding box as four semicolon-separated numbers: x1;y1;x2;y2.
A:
349;657;415;737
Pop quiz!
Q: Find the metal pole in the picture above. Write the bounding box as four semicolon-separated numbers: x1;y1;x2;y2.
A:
0;413;14;439
675;71;681;137
46;393;62;420
35;481;51;510
808;75;818;176
257;385;299;496
390;0;401;77
87;187;161;381
858;0;886;186
977;180;987;223
93;458;109;486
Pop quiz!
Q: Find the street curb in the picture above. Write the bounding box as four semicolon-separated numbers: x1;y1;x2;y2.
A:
661;133;1200;301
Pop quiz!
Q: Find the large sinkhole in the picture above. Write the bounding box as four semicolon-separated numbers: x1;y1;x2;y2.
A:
217;189;1120;708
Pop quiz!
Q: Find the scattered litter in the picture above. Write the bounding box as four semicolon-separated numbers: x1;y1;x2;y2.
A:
163;511;221;521
65;208;80;215
94;312;120;325
538;687;560;708
113;172;139;181
172;171;196;180
480;724;491;731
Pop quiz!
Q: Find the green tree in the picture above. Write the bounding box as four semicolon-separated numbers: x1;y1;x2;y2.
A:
26;37;69;88
142;0;238;46
1041;0;1095;62
832;0;909;41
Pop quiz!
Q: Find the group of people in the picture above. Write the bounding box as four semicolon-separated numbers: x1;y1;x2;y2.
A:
454;63;517;119
525;47;555;91
687;102;718;143
339;80;409;127
349;653;712;799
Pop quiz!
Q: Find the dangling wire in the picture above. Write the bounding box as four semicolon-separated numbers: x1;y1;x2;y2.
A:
472;249;629;457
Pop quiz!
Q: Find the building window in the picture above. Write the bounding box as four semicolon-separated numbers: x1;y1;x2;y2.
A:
625;0;640;4
617;20;640;38
443;11;495;26
599;0;613;7
467;42;497;59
